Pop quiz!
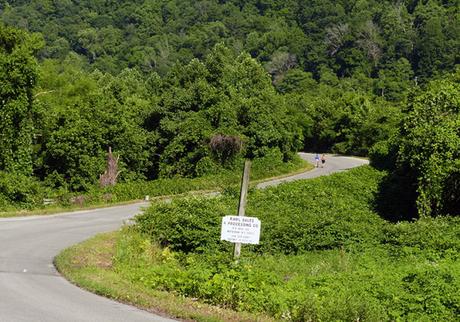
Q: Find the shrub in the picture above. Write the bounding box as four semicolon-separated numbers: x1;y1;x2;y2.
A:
136;196;235;253
369;138;398;170
382;72;460;217
0;171;45;208
381;216;460;260
114;165;460;321
136;165;386;255
112;228;460;321
247;166;386;254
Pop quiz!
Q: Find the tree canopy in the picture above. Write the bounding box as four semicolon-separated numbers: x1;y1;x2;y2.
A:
154;45;302;177
1;0;458;84
0;2;459;218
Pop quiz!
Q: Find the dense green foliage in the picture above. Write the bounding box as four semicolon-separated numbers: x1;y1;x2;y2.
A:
370;69;460;218
0;171;45;208
0;22;306;200
0;152;307;213
2;0;458;81
1;0;458;165
0;24;43;175
123;167;460;320
0;2;458;215
33;48;302;189
400;72;460;217
2;2;459;319
34;59;156;190
284;77;402;154
94;152;308;204
136;166;386;254
114;230;459;321
152;45;302;177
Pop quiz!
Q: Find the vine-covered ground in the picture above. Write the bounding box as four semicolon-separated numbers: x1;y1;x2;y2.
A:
57;166;460;321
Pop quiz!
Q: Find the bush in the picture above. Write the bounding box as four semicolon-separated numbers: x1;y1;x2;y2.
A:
369;139;398;170
136;166;387;254
114;165;460;321
0;171;45;209
251;148;294;178
381;216;460;260
0;153;308;211
136;196;235;253
112;228;460;321
248;166;386;254
387;72;460;217
84;153;308;205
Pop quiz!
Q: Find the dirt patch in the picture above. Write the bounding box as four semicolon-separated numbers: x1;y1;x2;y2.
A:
92;236;116;269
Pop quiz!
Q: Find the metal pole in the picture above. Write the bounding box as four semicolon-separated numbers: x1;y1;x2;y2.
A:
234;159;251;259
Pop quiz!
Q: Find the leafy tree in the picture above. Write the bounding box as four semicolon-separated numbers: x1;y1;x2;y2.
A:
286;76;401;156
1;0;459;202
154;44;302;177
413;1;459;80
413;2;447;79
1;0;458;85
397;70;460;216
372;69;460;218
375;58;414;101
275;68;317;93
378;3;414;63
0;24;43;175
34;61;156;190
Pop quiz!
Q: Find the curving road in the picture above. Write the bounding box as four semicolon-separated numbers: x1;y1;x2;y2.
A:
0;153;367;322
257;153;369;188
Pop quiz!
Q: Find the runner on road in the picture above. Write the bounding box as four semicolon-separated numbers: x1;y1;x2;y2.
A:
315;154;320;167
321;154;326;168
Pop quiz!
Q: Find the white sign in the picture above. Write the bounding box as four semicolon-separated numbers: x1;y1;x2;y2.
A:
220;216;261;244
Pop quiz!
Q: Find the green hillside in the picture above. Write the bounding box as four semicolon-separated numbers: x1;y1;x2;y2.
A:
57;166;460;321
2;1;458;319
2;0;458;81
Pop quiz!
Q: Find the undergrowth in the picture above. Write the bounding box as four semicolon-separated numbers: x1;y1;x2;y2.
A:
125;166;460;321
0;152;308;214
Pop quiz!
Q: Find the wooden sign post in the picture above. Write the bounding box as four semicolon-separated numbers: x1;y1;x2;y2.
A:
234;159;251;260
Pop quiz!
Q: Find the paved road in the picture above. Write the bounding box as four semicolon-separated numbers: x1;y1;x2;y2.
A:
0;153;367;322
257;153;368;188
0;204;173;322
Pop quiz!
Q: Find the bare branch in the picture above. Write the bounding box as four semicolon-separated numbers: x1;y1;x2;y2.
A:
357;20;382;64
210;134;243;164
34;90;55;98
325;23;350;56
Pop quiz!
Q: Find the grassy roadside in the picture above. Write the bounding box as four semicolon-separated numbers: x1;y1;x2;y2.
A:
1;157;313;218
55;232;274;322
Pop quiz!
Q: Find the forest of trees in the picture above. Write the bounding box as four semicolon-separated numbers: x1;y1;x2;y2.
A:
0;0;459;217
1;0;458;81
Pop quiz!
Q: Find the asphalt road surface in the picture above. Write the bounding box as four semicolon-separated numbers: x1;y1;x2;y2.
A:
257;153;369;188
0;153;367;322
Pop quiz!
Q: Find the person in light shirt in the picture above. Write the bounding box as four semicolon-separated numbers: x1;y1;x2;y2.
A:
314;154;320;167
